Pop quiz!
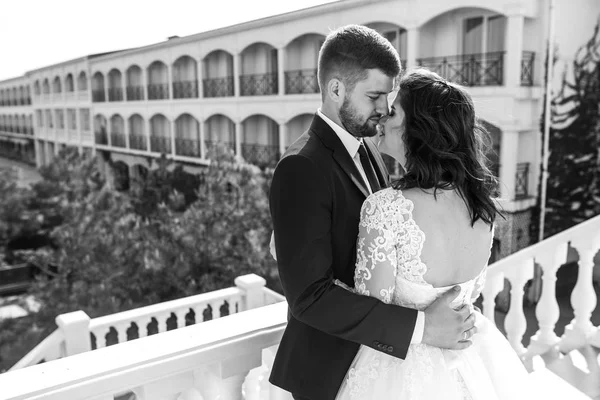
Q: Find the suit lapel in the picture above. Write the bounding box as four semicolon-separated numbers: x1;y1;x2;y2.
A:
310;115;370;198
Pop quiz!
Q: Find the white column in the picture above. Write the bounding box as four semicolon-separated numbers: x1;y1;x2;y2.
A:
103;73;109;103
167;65;173;100
142;68;148;101
55;311;92;356
199;120;206;159
34;140;42;167
171;119;176;156
233;53;241;97
106;117;112;147
499;129;519;201
124;116;130;149
197;58;204;99
561;236;599;351
145;118;152;151
235;121;242;159
121;72;126;101
278;122;286;157
505;14;525;87
75;109;82;147
405;26;419;70
278;47;286;96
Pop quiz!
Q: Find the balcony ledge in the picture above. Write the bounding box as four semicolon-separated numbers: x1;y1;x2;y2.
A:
0;301;288;400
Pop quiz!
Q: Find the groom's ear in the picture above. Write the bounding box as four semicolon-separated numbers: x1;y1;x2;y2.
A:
327;79;345;103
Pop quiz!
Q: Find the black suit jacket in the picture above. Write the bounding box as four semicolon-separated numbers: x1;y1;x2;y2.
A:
268;114;418;399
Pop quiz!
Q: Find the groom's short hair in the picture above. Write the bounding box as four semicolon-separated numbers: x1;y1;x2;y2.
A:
318;25;401;99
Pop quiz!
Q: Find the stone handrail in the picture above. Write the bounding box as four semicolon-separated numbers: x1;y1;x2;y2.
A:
10;274;278;370
483;214;600;356
0;301;292;400
9;330;65;371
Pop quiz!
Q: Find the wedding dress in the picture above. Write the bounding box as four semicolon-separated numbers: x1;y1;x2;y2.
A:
335;187;537;400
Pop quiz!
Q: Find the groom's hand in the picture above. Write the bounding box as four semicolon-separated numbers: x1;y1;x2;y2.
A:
421;286;477;350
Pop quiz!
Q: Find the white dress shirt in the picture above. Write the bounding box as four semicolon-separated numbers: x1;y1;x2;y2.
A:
317;109;425;345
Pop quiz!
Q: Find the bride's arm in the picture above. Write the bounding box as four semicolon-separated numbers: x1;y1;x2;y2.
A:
354;197;397;304
354;195;425;344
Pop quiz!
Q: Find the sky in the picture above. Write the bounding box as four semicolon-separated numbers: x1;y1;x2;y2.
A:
0;0;338;81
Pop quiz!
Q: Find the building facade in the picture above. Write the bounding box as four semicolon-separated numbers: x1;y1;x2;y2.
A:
1;0;599;258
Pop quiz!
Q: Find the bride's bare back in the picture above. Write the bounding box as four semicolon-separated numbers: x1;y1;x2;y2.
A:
401;187;493;288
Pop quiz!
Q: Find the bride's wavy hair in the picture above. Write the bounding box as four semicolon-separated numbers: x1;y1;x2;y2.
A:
393;68;501;226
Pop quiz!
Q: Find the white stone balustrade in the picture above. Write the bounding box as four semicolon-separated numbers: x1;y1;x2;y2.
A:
485;214;600;355
0;302;291;400
10;274;285;371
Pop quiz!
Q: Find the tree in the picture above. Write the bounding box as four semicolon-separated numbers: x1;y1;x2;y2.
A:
536;19;600;238
0;144;280;372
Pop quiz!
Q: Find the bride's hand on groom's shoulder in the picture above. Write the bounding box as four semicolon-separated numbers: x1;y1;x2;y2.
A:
421;286;477;350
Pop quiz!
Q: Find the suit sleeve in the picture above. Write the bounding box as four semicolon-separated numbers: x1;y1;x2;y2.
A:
270;154;417;359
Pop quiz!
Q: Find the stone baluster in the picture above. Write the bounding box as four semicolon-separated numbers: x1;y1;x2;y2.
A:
205;351;263;400
177;387;204;400
193;302;208;323
481;271;504;323
136;317;152;338
561;234;600;351
176;308;190;329
115;322;129;344
529;242;568;353
158;312;171;333
504;258;534;355
93;327;111;349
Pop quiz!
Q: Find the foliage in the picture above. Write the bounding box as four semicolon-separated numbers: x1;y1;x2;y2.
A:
533;19;600;239
0;144;279;372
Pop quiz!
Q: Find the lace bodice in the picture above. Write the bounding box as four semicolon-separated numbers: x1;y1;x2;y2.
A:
353;187;491;311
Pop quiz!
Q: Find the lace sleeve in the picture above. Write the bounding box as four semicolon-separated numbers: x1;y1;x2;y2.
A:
354;194;397;305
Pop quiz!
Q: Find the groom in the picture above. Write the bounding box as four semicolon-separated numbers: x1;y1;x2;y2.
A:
269;25;476;400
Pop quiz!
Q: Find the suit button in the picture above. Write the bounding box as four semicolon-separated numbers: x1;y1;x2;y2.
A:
388;346;394;352
373;341;380;347
377;343;384;349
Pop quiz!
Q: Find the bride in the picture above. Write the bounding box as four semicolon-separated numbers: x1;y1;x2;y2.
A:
335;68;541;400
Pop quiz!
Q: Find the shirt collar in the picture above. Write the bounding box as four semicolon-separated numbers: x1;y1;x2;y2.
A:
317;109;362;159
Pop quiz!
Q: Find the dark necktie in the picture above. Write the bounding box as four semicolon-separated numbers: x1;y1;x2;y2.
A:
358;143;381;193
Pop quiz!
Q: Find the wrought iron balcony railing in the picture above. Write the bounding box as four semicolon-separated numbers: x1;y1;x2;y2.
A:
417;51;505;86
110;132;126;148
521;51;535;86
150;135;171;154
515;162;530;200
173;80;199;99
204;140;236;157
285;68;319;94
126;86;144;101
108;88;123;102
95;131;108;145
240;72;278;96
241;143;280;168
92;90;106;102
129;133;147;151
175;138;201;157
202;77;234;98
147;83;169;100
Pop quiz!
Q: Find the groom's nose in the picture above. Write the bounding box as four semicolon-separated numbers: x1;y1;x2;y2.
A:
374;96;390;117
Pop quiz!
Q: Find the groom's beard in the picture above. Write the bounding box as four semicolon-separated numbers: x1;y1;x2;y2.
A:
339;97;380;138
